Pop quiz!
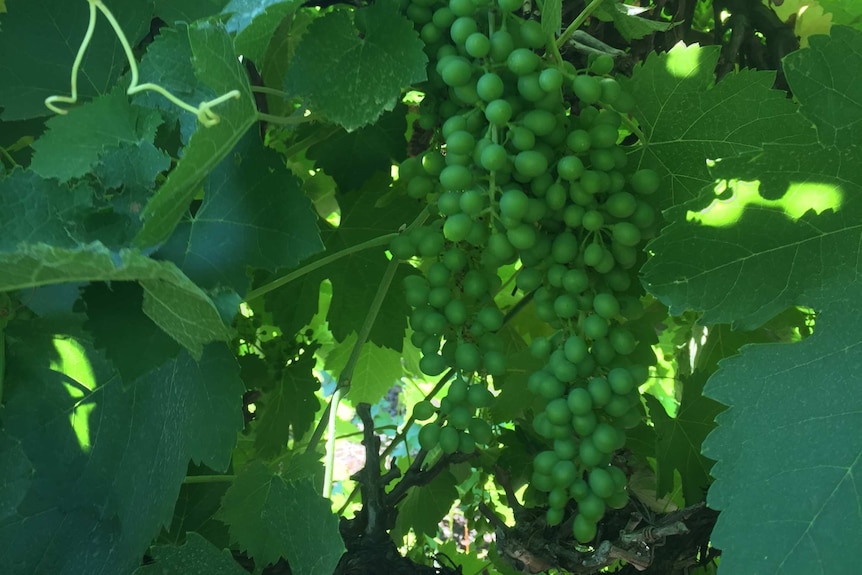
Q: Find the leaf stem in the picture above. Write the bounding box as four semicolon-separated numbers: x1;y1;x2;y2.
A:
182;474;236;484
250;85;292;99
244;232;398;302
556;0;605;51
279;124;342;159
257;112;316;126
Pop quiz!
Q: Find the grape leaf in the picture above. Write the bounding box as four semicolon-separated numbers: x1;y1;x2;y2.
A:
162;466;232;549
701;280;862;575
217;461;345;573
93;140;171;193
0;0;153;121
245;346;321;458
134;21;258;249
223;0;303;64
621;43;815;211
306;105;408;192
157;133;324;294
541;0;562;38
819;0;862;29
134;532;247;575
597;1;679;41
30;90;163;182
265;176;422;349
284;0;427;131
391;469;458;541
83;282;182;382
324;331;405;405
0;316;243;574
155;0;229;23
0;431;32;520
782;26;861;148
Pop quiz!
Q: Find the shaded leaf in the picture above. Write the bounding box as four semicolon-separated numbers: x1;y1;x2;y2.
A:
134;532;247;575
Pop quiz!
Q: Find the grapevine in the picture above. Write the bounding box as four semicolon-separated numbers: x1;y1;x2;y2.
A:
395;0;660;544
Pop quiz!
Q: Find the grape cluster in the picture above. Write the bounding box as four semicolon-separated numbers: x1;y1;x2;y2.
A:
396;0;659;543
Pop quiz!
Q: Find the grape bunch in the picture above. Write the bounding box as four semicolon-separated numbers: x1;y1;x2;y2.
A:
395;0;659;543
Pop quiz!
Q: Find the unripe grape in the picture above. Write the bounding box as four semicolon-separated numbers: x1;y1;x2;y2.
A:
538;67;564;92
439;425;460;453
573;75;601;104
465;32;490;57
418;422;441;450
507;48;539;75
590;53;614;75
476;72;504;101
441;57;472;87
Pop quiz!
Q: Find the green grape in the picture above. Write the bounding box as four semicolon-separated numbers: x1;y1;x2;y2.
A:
566;129;591;153
534;450;559;475
390;234;415;260
609;327;637;355
546;397;572;425
449;404;472;429
407;3;433;24
618;405;643;429
418;422;441;450
446;130;475;155
583;314;608;340
485;99;513;126
442;247;468;271
483;349;507;375
545;182;567;210
455;342;481;371
578;492;606;523
514;150;548;179
593;293;620;319
467;384;494;409
573;75;601;104
441;57;472;87
570;479;590;501
477;306;504;331
432;6;456;28
509;126;536;151
449;0;475;17
531;471;554;492
497;0;521;12
550;232;577;264
439;164;472;191
489;30;515;62
537;371;566;399
608;465;628;491
406;175;434;199
447;377;469;403
579;437;604;467
592;423;625;453
480;144;510;171
563;269;589;294
422;310;447;335
564;335;589;364
516;73;543;102
443;213;473;242
549;349;578;382
552;460;578;487
567;387;593;416
553;294;578;318
507;47;540;75
608;366;636;395
522;109;557;136
590;337;616;366
589;148;616;172
413;401;437;424
612;222;642;247
606;490;629;509
532;412;555;438
605;192;637;218
420;22;443;43
441;115;467;139
630;169;659;195
539;67;564;92
519;19;545;49
590;53;615;75
459;431;477;454
487;232;516;263
582;209;604;232
462;269;489;298
444;299;468;325
420;353;447;375
437;191;462;216
517;267;543;291
459;189;485;215
530;336;552;360
572;411;598;436
588;467;615;498
468;417;494;444
604;394;632;418
554;437;578;460
589;123;618;148
557;155;585;181
573;514;598;543
599;77;622;104
439;425;460;453
579;170;603;196
632;200;656;229
465;32;490;57
428;286;451;309
548;487;569;510
477;72;504;102
499;188;529;221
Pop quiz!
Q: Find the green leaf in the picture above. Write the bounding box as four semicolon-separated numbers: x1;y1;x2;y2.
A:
155;0;229;23
265;176;422;349
217;461;345;572
246;346;321;458
819;1;862;29
223;0;303;64
157;134;323;293
285;0;427;131
0;242;232;358
134;532;247;575
0;431;32;520
701;280;862;575
782;26;862;148
134;21;258;249
325;331;404;405
599;1;679;41
0;316;243;573
162;467;232;549
30;90;163;182
621;44;815;210
392;469;458;541
541;0;562;38
306;105;408;192
0;0;154;121
92;140;172;193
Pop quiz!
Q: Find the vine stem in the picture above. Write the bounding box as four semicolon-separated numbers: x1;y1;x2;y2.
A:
620;113;646;142
556;0;605;51
321;258;399;497
244;232;397;302
278;124;341;160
